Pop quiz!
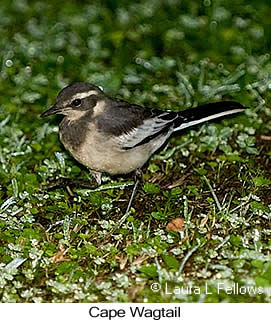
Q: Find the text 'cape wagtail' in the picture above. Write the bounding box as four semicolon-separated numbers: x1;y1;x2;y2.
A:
41;82;246;230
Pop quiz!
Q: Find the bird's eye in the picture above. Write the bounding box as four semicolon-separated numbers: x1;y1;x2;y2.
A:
72;99;81;107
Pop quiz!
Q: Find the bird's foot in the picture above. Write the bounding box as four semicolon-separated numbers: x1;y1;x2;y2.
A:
89;170;102;186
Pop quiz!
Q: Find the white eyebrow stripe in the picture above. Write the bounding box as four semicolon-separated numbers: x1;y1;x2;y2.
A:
62;90;100;106
71;90;99;100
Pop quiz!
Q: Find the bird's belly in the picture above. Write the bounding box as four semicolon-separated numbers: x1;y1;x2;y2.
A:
61;134;148;175
74;145;148;174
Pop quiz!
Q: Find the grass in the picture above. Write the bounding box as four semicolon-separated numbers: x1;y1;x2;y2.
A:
0;0;271;302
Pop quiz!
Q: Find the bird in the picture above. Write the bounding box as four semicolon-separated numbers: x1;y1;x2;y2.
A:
41;82;246;229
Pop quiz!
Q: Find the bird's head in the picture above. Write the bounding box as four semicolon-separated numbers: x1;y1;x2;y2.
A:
40;82;104;118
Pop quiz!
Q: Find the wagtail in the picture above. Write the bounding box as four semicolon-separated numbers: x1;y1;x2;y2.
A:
41;82;246;229
41;82;246;182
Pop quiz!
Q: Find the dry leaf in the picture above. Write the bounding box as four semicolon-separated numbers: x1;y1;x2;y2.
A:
166;217;185;232
166;173;191;189
52;244;69;263
200;216;208;227
132;255;149;266
115;254;128;270
260;135;271;141
128;285;145;301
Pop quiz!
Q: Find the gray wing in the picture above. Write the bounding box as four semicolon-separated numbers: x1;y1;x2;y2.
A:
116;112;177;150
95;97;178;150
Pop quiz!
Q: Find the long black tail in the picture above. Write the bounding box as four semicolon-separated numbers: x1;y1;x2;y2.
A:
174;101;246;132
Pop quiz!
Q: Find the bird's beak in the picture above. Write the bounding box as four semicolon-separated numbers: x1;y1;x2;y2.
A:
40;104;61;118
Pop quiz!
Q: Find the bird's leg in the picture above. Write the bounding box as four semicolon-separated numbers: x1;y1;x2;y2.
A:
123;169;142;216
89;170;102;186
100;169;142;243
